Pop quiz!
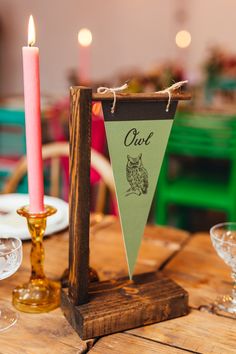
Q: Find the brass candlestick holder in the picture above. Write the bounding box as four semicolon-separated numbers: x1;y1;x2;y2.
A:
12;205;61;313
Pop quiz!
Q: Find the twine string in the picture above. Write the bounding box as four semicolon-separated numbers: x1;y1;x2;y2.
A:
97;82;129;114
156;80;188;112
97;80;187;114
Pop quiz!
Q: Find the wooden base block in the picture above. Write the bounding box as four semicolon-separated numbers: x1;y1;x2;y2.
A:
61;272;188;340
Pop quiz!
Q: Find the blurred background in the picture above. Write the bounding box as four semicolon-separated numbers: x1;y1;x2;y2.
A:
1;0;236;231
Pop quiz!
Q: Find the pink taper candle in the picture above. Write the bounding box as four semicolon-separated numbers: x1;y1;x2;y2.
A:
79;45;90;84
78;28;92;84
22;15;44;212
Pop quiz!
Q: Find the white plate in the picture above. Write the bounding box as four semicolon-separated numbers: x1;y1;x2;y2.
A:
0;194;69;240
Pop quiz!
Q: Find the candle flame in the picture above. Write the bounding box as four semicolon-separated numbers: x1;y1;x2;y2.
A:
28;15;36;46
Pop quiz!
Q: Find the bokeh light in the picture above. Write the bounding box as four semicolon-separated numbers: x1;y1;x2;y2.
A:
175;30;191;48
78;28;93;47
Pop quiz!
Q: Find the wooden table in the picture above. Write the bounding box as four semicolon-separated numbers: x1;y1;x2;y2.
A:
1;216;235;353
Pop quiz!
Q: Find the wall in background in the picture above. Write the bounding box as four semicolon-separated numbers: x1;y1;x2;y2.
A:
0;0;235;96
188;0;236;81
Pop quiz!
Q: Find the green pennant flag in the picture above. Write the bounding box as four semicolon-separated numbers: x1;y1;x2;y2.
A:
102;100;178;278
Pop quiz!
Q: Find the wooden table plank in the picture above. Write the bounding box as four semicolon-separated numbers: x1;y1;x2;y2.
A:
0;231;89;354
89;227;236;354
164;233;232;310
128;309;236;354
89;333;189;354
0;217;189;353
4;218;235;354
0;305;87;354
90;218;189;279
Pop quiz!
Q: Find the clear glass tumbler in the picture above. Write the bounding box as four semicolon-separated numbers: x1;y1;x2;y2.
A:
0;237;22;331
210;222;236;314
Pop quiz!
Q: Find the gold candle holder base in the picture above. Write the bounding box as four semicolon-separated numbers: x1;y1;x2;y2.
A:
12;205;61;313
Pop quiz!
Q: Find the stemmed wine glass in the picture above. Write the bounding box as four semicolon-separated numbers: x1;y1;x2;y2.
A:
0;237;22;331
210;222;236;314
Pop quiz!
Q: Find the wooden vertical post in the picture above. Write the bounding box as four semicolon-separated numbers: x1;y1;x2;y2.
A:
68;87;92;305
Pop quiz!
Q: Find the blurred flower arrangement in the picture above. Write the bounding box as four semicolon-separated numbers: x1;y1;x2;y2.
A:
67;61;185;94
203;46;236;104
116;62;185;93
204;46;236;81
52;61;186;131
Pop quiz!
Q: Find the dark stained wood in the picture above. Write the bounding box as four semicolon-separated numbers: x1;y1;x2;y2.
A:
68;86;92;305
61;272;188;340
92;92;191;101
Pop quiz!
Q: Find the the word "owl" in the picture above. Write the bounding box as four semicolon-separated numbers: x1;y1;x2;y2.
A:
124;128;154;147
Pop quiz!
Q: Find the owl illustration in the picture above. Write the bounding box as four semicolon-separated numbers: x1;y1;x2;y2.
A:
126;154;148;196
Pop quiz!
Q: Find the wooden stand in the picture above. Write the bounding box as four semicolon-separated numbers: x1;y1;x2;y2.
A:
62;272;188;339
61;87;190;340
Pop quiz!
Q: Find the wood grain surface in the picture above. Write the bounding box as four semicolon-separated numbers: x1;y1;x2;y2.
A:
89;228;236;354
62;219;189;339
61;271;188;339
164;233;233;312
89;219;189;279
128;309;236;354
92;92;191;101
1;218;235;353
0;231;89;354
89;333;189;354
69;87;92;305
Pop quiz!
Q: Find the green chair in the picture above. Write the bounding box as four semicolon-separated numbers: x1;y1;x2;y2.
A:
155;110;236;226
0;108;28;192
